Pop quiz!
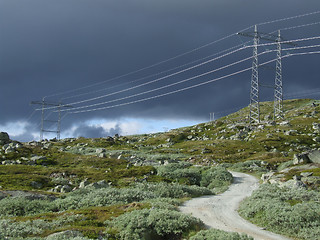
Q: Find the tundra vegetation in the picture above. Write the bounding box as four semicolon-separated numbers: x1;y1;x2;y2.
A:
0;99;319;239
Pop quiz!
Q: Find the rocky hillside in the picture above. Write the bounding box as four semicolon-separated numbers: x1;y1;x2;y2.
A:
0;98;319;239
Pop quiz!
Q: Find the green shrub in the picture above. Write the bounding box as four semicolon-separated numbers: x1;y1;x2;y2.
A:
157;162;201;185
0;214;81;238
200;167;233;189
134;182;213;198
230;160;267;173
239;184;320;240
53;187;155;211
106;208;202;240
190;228;253;240
0;197;52;216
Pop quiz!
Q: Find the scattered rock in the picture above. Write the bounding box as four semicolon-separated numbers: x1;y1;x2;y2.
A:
293;153;310;165
281;178;307;189
30;155;47;161
307;150;320;163
61;185;72;193
301;172;313;177
279;121;291;126
312;122;320;130
201;148;213;154
98;153;106;158
30;181;43;189
313;136;320;143
96;148;106;154
79;179;90;188
46;230;83;240
261;172;275;183
285;130;297;136
0;132;10;145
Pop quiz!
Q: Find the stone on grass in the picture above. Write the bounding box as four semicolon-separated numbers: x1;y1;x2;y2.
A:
293;153;310;165
307;150;320;164
46;230;83;240
79;179;90;188
0;132;10;145
61;185;72;193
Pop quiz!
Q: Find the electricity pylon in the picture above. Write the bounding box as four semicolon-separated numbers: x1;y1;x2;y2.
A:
274;30;283;120
238;26;296;125
31;98;72;140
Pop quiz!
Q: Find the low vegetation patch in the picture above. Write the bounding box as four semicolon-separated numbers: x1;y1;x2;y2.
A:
189;228;253;240
239;184;320;240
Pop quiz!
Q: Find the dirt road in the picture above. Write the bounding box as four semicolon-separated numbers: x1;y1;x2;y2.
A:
179;172;291;240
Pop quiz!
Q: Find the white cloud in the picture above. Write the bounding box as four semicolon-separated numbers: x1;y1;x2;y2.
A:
0;120;38;142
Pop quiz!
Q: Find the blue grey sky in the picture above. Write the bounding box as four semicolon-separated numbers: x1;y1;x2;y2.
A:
0;0;320;141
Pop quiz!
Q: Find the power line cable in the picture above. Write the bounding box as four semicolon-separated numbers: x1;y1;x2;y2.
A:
41;43;255;110
61;45;296;113
69;50;320;114
61;20;320;103
61;40;253;101
47;36;320;111
43;10;320;99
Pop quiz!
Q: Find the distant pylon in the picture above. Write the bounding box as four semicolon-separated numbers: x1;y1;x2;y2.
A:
249;25;260;125
31;99;72;140
274;30;284;120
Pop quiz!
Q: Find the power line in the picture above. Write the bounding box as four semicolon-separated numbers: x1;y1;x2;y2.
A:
280;21;320;32
258;10;320;27
59;46;286;113
61;20;320;102
43;10;320;100
41;43;254;110
68;50;320;114
56;41;320;113
40;35;320;113
61;40;253;101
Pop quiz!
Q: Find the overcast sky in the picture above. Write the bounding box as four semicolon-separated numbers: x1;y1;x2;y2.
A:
1;0;320;141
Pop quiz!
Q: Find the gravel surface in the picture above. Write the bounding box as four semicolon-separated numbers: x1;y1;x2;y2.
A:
179;171;292;240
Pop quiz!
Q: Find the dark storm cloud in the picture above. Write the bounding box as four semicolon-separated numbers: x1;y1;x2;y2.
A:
1;0;320;139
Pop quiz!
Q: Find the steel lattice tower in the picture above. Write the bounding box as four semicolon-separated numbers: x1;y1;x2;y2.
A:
31;99;72;140
274;30;283;120
249;25;260;124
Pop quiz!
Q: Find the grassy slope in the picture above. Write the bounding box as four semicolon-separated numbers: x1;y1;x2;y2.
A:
0;98;319;239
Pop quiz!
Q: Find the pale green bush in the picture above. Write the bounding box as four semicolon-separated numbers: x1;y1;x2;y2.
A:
54;187;155;211
134;182;213;198
0;197;52;216
239;184;320;240
190;228;253;240
106;208;202;240
200;167;233;189
0;214;81;238
142;198;180;211
230;160;267;173
157;162;202;185
0;182;212;218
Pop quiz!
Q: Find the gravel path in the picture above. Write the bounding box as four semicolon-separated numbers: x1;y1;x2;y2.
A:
179;171;291;240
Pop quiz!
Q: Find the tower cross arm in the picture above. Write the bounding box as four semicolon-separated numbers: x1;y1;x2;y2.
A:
237;32;297;46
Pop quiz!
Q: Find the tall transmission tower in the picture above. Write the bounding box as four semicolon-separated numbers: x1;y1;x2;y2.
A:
250;25;260;124
31;99;72;140
238;26;295;125
274;30;284;120
239;25;260;125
